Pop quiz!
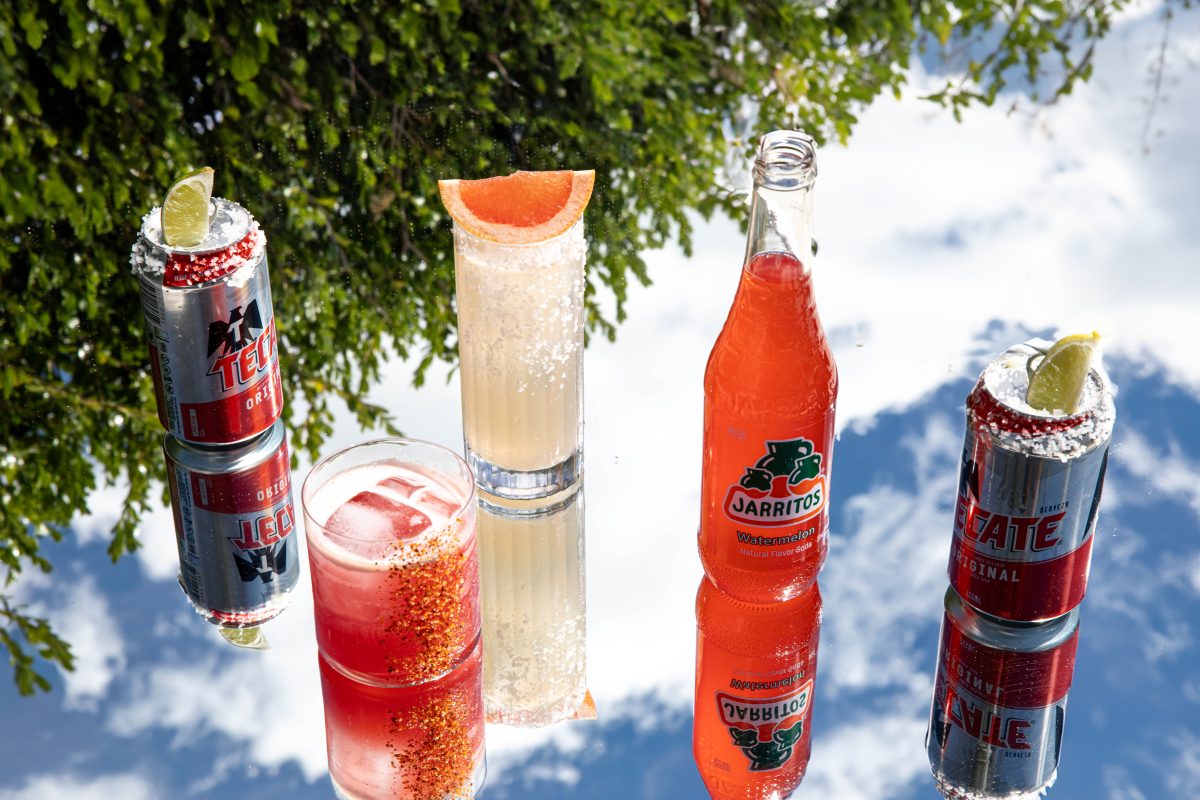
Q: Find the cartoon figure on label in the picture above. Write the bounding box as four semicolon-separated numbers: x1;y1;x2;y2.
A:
740;439;822;494
728;720;805;771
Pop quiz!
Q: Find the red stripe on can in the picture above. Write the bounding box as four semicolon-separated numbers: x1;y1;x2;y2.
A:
940;613;1078;709
179;351;283;445
189;439;292;515
949;535;1093;621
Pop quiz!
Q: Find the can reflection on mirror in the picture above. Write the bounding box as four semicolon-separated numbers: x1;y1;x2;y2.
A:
477;484;593;727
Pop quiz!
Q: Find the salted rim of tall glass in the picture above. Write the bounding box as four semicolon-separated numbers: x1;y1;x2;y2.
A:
301;437;476;544
451;216;584;253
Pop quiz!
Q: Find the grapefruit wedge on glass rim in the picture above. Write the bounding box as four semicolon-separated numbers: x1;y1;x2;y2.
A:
438;170;595;243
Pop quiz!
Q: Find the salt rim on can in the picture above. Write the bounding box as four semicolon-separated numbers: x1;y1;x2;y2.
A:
130;197;267;288
972;339;1116;461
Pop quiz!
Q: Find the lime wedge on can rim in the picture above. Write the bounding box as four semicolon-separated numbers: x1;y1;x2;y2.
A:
1026;332;1102;414
161;166;215;247
219;625;270;651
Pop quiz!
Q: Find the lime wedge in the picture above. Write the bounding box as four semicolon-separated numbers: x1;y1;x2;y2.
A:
219;625;270;651
161;166;215;247
1026;332;1102;414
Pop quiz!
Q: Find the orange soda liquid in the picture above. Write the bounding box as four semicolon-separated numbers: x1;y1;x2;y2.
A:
693;576;822;800
700;251;837;602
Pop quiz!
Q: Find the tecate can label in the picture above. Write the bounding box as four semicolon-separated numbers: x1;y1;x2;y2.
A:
166;434;298;625
716;681;814;773
927;614;1078;797
140;253;283;445
948;416;1110;621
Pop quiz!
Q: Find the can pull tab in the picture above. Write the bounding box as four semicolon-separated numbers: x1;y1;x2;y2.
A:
219;625;271;651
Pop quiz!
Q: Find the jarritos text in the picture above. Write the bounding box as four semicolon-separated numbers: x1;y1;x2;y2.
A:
717;680;813;772
723;438;827;528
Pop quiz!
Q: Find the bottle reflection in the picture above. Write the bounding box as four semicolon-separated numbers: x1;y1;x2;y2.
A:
477;484;592;727
693;576;821;800
927;587;1079;799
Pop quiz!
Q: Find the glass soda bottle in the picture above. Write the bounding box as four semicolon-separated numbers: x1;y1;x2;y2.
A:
693;576;822;800
699;129;838;602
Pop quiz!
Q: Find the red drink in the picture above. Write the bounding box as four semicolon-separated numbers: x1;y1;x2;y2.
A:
303;440;483;799
320;639;486;800
306;459;479;684
699;131;838;602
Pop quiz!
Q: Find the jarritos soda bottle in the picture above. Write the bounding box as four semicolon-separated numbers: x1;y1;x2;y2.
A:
693;576;821;800
700;130;837;602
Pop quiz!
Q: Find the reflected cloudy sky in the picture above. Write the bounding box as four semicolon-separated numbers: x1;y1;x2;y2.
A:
3;7;1199;799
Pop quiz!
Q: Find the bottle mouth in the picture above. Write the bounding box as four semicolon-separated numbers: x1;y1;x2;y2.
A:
754;130;818;191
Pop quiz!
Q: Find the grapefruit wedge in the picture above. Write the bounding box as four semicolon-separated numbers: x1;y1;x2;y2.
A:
438;169;594;244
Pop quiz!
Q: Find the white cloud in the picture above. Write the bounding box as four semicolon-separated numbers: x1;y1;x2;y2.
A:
105;542;328;781
9;572;125;712
131;488;183;582
804;700;933;800
0;773;158;800
1104;766;1151;800
53;577;127;711
820;415;960;696
1116;428;1200;521
1167;729;1200;799
70;474;188;583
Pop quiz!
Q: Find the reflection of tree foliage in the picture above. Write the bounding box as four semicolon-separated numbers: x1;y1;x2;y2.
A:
0;0;1138;692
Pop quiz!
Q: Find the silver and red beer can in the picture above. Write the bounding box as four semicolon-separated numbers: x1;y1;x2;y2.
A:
927;587;1079;799
948;341;1116;621
132;198;283;446
164;419;299;627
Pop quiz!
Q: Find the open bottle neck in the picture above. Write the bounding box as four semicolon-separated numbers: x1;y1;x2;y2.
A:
743;182;815;271
743;129;818;270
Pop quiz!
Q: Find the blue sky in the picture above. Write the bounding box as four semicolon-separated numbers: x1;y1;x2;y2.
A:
3;5;1199;799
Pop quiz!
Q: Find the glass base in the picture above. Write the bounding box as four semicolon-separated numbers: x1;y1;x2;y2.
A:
486;687;590;728
466;448;581;501
332;756;486;800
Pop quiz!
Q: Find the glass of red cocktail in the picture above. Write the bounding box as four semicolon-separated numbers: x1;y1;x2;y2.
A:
303;439;484;800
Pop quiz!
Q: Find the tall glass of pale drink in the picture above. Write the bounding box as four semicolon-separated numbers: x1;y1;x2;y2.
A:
439;170;594;500
452;221;586;498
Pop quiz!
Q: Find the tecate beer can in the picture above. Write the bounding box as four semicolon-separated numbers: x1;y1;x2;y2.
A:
163;419;299;627
131;197;284;445
948;340;1115;621
927;587;1079;800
